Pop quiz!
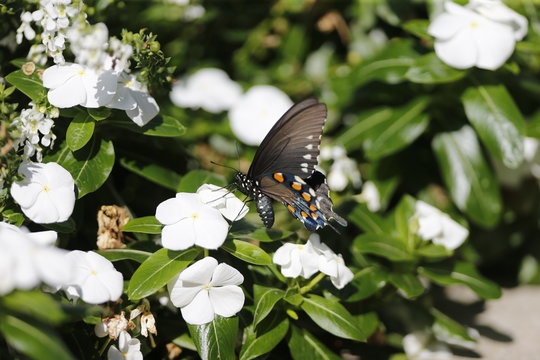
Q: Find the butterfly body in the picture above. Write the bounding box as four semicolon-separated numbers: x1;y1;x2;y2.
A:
233;98;347;232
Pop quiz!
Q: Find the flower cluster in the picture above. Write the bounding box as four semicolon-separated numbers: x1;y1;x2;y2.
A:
169;67;294;146
320;145;362;192
16;0;80;64
168;256;245;325
273;234;354;289
107;331;143;360
358;181;381;212
428;0;528;70
155;184;247;250
11;102;58;162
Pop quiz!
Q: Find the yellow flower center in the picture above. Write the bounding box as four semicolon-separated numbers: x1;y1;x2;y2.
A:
42;185;50;192
469;21;479;29
90;270;98;275
191;213;199;219
296;245;304;250
124;80;133;87
78;69;86;76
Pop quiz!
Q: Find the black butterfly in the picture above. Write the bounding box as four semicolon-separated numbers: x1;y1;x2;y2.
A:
234;98;347;232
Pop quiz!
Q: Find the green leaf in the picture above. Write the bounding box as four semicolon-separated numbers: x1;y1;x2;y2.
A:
388;273;425;298
231;227;292;242
120;156;181;191
97;249;152;263
1;291;68;325
419;262;501;299
66;112;95;151
0;314;74;360
392;195;417;241
405;53;466;84
432;125;502;227
43;218;76;233
46;137;115;198
177;170;227;192
188;315;238;360
288;325;341;360
301;295;368;342
128;248;200;300
353;233;413;261
347;203;387;234
356;312;379;339
402;19;431;40
108;114;185;137
87;107;111;121
462;83;525;168
431;309;477;349
362;98;430;160
415;244;452;258
346;266;387;302
122;216;162;234
5;69;46;102
240;313;289;360
253;285;285;327
221;239;272;265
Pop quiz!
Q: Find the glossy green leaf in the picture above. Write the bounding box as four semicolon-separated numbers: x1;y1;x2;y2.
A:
108;114;185;137
231;227;292;242
188;315;238;360
288;325;341;360
97;249;152;263
346;267;387;302
87;107;111;120
5;69;46;102
388;273;425;298
462;83;525;168
431;309;477;349
221;239;272;265
392;195;416;242
46;137;115;198
43;218;76;233
253;285;285;326
128;248;200;300
336;108;393;151
353;233;413;261
301;295;368;341
406;53;466;84
240;313;289;360
177;169;227;192
347;203;387;234
122;216;162;234
432;125;501;227
0;314;74;360
120;156;181;191
415;244;452;258
419;262;501;299
1;291;68;325
66;112;95;151
402;19;431;40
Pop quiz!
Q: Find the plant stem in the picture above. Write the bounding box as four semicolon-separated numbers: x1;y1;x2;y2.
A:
299;273;326;294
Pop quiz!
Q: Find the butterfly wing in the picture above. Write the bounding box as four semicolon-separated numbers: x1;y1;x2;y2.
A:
247;98;327;179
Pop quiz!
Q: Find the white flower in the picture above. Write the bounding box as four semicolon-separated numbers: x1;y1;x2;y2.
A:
273;241;319;278
10;162;75;224
494;137;540;187
107;331;143;360
167;257;245;325
16;12;36;44
320;145;361;191
0;222;73;295
428;0;528;70
42;63;118;108
359;181;381;212
196;184;248;221
94;321;109;338
413;201;469;251
156;186;246;250
229;85;293;146
308;234;353;289
403;330;453;360
106;73;159;126
170;68;242;113
68;22;110;69
64;250;123;304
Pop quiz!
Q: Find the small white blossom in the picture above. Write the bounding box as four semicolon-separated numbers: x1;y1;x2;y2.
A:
42;63;118;108
168;257;245;325
428;0;528;70
359;181;381;212
67;22;110;70
413;201;469;251
10;161;75;224
320;145;361;191
106;73;159;126
0;222;73;295
309;234;354;289
94;321;109;338
273;241;319;279
64;250;124;304
170;68;242;113
16;12;37;44
196;184;248;221
403;330;453;360
107;331;143;360
229;85;293;146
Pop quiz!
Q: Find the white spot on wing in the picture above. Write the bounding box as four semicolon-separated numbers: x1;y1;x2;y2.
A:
303;154;312;160
306;144;313;150
294;176;306;184
307;135;314;140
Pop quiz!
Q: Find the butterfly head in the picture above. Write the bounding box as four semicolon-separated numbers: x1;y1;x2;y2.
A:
233;172;256;198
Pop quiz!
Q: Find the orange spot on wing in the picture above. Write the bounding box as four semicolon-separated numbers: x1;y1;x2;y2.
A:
301;211;308;218
311;212;318;219
291;182;302;191
302;192;311;201
287;204;296;213
309;204;317;211
273;173;284;182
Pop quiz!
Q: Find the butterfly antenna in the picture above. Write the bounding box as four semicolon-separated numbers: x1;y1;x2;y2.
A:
235;141;241;172
210;161;239;172
202;186;238;206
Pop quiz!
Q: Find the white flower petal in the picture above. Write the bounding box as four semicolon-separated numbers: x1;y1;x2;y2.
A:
155;197;185;225
42;63;81;89
81;69;117;108
192;217;228;249
272;243;296;265
180;289;215;325
428;12;469;40
474;22;515;70
179;257;218;284
161;220;196;251
210;263;244;286
434;28;477;69
47;74;86;108
209;285;245;318
125;90;160;126
168;283;204;308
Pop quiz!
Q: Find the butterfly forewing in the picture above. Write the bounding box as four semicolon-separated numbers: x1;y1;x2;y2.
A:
247;98;327;179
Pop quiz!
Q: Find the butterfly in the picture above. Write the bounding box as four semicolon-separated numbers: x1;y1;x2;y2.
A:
233;97;347;232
